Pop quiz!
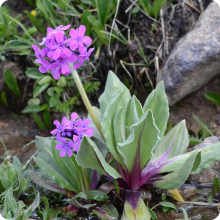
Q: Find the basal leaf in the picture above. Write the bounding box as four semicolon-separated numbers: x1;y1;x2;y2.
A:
205;93;220;106
32;112;46;132
51;139;81;192
102;90;131;166
150;120;188;163
34;157;76;192
155;151;201;190
118;110;160;173
143;82;169;139
77;136;121;179
99;71;131;119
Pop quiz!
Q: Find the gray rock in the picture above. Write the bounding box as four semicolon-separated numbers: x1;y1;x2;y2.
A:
157;2;220;105
189;168;219;183
178;184;197;198
192;136;219;150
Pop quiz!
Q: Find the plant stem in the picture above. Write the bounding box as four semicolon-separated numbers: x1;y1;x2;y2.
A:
68;63;104;140
81;167;90;192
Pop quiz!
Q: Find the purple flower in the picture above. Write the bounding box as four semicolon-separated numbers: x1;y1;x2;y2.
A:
38;25;71;46
32;45;50;73
67;25;92;54
49;54;77;76
74;48;94;70
73;127;94;151
65;112;78;130
55;133;74;157
51;117;69;135
47;32;72;60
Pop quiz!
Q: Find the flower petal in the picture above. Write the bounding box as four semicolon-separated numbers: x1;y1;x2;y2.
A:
55;144;64;150
51;128;58;135
56;31;64;43
61;62;69;74
53;48;61;60
85;129;93;137
69;28;78;38
78;25;86;37
68;140;75;148
67;148;73;157
63;48;72;57
51;69;60;80
73;135;78;142
82;36;92;45
66;55;77;63
83;119;90;127
54;120;60;127
78;43;85;54
71;112;78;121
61;24;71;30
76;119;83;127
73;141;81;151
39;65;47;73
60;149;67;157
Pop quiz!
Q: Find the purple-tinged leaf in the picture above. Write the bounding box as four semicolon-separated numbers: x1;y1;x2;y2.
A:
121;191;151;220
31;172;65;194
154;151;201;190
93;204;119;220
63;205;79;214
90;170;98;190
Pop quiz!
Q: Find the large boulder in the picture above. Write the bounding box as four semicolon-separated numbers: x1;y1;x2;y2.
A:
157;2;220;105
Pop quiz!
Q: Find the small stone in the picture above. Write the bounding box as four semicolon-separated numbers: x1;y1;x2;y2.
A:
189;168;219;183
178;184;197;199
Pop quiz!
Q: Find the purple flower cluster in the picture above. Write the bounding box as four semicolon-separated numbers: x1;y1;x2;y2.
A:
32;25;94;80
51;112;94;157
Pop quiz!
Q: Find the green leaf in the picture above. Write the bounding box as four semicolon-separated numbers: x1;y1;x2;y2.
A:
14;176;27;198
86;190;108;201
95;0;112;25
4;70;21;97
51;139;81;192
26;68;44;80
99;71;130;118
161;141;220;174
32;112;46;132
36;0;51;26
28;98;40;105
34;157;76;192
12;157;22;176
88;106;104;143
38;75;53;85
124;95;144;138
102;90;131;166
24;11;46;34
81;10;92;36
155;151;201;190
151;0;167;18
122;192;151;220
93;204;119;220
57;76;66;87
74;192;88;200
143;82;169;139
138;0;152;15
58;0;69;11
159;202;177;210
118;110;160;172
88;15;108;46
3;188;17;216
34;83;50;97
42;0;57;27
31;172;64;194
1;91;7;107
22;104;48;113
43;109;51;128
148;208;158;220
77;136;121;179
205;93;220;106
150;120;188;163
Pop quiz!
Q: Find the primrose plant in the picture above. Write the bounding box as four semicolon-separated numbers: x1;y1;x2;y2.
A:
31;24;220;219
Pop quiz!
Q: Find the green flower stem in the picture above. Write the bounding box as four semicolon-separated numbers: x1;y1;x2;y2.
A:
68;63;104;140
81;167;90;192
